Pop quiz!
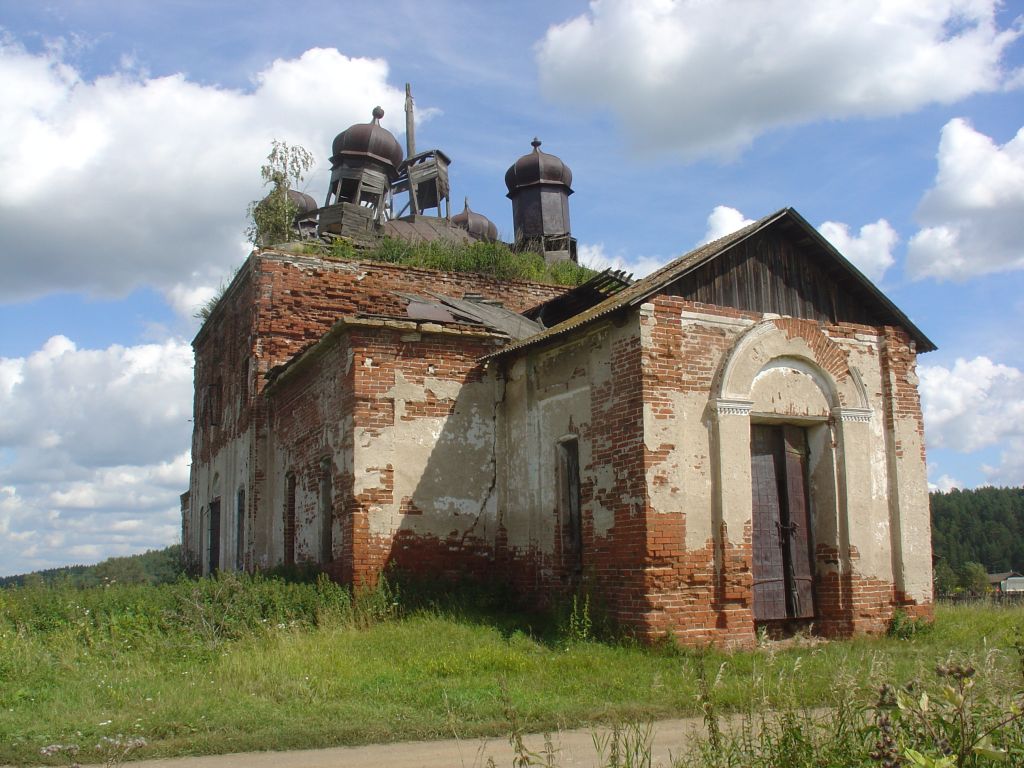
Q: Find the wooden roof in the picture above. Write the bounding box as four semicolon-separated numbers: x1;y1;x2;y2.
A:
484;207;935;361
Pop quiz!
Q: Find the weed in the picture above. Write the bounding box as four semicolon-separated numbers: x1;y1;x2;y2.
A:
889;608;933;640
562;593;592;645
592;722;654;768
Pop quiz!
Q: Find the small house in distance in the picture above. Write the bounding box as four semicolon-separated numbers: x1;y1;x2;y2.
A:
988;571;1024;595
182;101;935;647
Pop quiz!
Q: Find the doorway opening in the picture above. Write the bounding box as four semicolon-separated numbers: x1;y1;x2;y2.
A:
751;424;815;626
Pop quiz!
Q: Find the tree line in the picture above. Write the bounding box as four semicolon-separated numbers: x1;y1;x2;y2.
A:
930;486;1024;595
2;487;1020;594
0;545;184;589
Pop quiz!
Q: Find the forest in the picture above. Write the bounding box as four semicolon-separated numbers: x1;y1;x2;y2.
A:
930;486;1024;594
0;544;184;588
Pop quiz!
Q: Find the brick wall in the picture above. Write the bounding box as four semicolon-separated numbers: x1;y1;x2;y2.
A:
631;295;931;646
188;250;567;571
344;324;501;588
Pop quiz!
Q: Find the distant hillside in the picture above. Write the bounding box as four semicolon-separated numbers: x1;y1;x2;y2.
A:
0;544;184;588
930;486;1024;593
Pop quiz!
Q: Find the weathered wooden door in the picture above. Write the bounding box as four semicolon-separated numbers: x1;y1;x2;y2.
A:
208;498;221;573
751;425;814;621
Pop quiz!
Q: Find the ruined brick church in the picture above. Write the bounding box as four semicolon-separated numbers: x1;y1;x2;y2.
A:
183;97;935;646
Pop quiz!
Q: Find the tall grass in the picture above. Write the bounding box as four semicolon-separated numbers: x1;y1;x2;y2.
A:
2;576;1023;766
323;236;596;287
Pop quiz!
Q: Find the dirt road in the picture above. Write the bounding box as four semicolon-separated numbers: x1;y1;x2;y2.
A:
76;716;711;768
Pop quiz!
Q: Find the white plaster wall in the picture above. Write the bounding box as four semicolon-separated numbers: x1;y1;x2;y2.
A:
353;370;503;543
188;428;251;573
500;319;638;558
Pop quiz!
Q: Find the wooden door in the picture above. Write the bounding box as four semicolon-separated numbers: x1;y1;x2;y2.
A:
751;425;814;621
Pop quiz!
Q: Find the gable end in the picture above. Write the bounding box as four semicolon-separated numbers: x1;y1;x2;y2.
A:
662;226;885;327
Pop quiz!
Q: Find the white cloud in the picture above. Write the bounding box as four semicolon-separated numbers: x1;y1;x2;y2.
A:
700;206;755;245
0;336;193;575
0;39;411;313
919;356;1024;485
929;473;963;493
819;219;898;283
537;0;1021;159
907;118;1024;280
579;242;664;278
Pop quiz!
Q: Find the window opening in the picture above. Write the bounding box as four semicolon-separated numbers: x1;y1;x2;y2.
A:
208;498;221;573
320;457;333;563
236;487;245;571
558;437;583;575
284;472;296;566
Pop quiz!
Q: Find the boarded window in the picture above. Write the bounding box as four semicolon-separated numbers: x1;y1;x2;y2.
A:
235;488;245;571
284;473;296;566
320;457;333;564
751;424;815;621
558;438;583;574
208;498;221;573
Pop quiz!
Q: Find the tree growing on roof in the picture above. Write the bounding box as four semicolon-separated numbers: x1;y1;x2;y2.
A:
246;140;315;247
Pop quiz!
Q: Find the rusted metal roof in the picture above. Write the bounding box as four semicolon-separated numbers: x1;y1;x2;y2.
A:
482;207;935;362
330;107;404;177
505;138;573;194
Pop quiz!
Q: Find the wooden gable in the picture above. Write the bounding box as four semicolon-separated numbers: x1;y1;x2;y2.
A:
482;207;935;362
662;220;888;329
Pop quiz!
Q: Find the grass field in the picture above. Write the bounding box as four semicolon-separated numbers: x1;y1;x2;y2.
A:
2;573;1022;766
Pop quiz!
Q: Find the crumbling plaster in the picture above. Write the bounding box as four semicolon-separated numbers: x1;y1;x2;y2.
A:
638;307;919;593
355;366;502;541
501;317;637;559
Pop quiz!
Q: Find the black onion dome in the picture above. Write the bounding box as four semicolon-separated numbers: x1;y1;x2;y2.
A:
504;138;573;196
330;106;404;173
287;189;318;217
452;198;498;242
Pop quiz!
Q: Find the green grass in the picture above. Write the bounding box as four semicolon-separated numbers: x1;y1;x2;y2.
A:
318;236;597;287
2;575;1022;766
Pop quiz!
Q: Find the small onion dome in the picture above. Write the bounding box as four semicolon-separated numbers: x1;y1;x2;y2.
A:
504;138;573;197
330;106;404;175
452;198;498;242
287;189;318;218
256;188;318;216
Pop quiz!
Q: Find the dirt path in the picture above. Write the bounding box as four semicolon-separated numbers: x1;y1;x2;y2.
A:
79;716;714;768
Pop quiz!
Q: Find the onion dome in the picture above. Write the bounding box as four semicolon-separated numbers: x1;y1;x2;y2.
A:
330;106;404;176
287;189;318;217
504;138;573;197
256;188;317;217
452;198;498;242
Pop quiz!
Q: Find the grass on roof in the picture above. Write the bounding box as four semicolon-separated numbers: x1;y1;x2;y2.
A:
318;236;596;287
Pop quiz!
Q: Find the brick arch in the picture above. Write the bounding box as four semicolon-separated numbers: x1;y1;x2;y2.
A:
716;319;868;411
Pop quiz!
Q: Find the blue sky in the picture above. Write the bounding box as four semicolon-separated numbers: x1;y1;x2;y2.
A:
0;0;1022;576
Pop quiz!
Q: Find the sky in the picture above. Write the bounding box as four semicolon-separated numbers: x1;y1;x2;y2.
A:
0;0;1022;576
